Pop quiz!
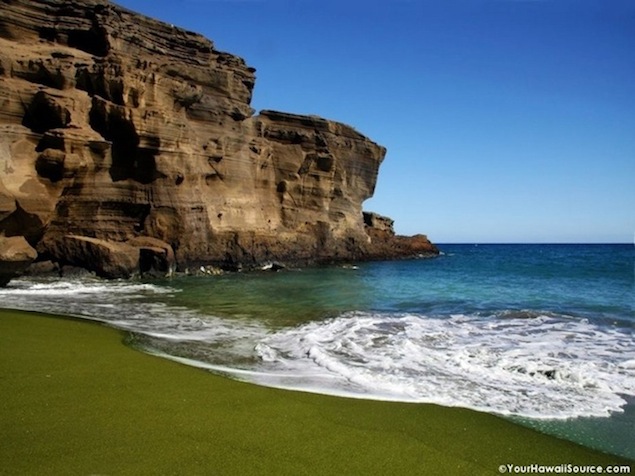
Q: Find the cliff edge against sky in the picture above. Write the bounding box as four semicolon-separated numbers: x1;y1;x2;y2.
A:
0;0;437;282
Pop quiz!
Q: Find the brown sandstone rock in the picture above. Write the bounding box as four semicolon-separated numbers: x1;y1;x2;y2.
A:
364;212;438;259
0;0;437;281
46;235;138;279
0;235;38;286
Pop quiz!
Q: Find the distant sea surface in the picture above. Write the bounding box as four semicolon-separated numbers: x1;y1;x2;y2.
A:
1;244;633;459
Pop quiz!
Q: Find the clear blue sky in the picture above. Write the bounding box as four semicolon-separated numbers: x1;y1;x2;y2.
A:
116;0;634;243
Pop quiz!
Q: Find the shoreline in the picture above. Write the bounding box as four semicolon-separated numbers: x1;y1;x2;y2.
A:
1;308;632;474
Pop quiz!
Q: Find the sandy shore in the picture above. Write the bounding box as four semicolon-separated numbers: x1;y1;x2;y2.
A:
1;308;631;475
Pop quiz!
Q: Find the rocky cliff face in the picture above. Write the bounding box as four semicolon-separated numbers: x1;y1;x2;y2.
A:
0;0;437;281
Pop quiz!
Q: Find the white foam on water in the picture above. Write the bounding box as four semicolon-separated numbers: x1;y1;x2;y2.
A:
0;277;271;366
0;278;174;297
0;278;178;323
2;278;634;419
251;311;635;419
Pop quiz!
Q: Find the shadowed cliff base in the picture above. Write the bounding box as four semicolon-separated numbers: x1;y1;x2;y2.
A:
0;0;437;284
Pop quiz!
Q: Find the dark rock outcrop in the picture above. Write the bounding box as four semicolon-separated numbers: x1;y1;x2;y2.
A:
0;0;437;282
364;212;438;259
129;236;176;278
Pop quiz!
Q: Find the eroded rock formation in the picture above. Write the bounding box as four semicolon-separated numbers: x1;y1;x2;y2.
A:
0;235;37;286
0;0;437;283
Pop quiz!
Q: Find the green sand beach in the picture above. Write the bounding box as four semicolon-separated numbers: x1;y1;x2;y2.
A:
1;309;631;475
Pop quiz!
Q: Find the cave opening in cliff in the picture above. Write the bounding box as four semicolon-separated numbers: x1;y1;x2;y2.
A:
89;102;162;184
67;26;110;57
106;115;140;182
109;134;163;185
22;91;70;134
131;149;164;184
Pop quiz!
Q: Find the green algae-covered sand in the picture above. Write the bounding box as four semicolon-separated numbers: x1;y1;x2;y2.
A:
1;309;631;475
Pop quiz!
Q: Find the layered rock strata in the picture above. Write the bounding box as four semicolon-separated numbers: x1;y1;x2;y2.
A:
0;0;437;282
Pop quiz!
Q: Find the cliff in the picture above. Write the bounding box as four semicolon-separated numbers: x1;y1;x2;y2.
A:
0;0;437;281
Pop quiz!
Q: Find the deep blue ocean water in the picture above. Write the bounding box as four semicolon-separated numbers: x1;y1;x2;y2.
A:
1;243;633;459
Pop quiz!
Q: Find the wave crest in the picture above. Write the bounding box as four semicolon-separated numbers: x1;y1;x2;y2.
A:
253;311;635;419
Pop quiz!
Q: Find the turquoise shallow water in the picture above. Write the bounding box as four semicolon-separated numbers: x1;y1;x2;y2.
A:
1;243;633;459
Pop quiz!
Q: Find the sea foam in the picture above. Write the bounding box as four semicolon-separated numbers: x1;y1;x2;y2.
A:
251;311;635;419
2;278;634;420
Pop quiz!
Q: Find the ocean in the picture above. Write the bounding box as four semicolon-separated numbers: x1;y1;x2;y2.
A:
1;243;633;459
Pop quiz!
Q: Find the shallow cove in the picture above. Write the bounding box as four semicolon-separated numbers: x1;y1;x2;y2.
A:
1;244;633;460
1;308;631;475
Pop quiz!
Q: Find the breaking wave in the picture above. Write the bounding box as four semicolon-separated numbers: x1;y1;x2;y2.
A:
1;278;634;420
250;311;635;419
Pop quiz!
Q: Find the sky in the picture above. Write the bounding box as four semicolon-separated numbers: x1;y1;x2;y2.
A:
115;0;634;243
